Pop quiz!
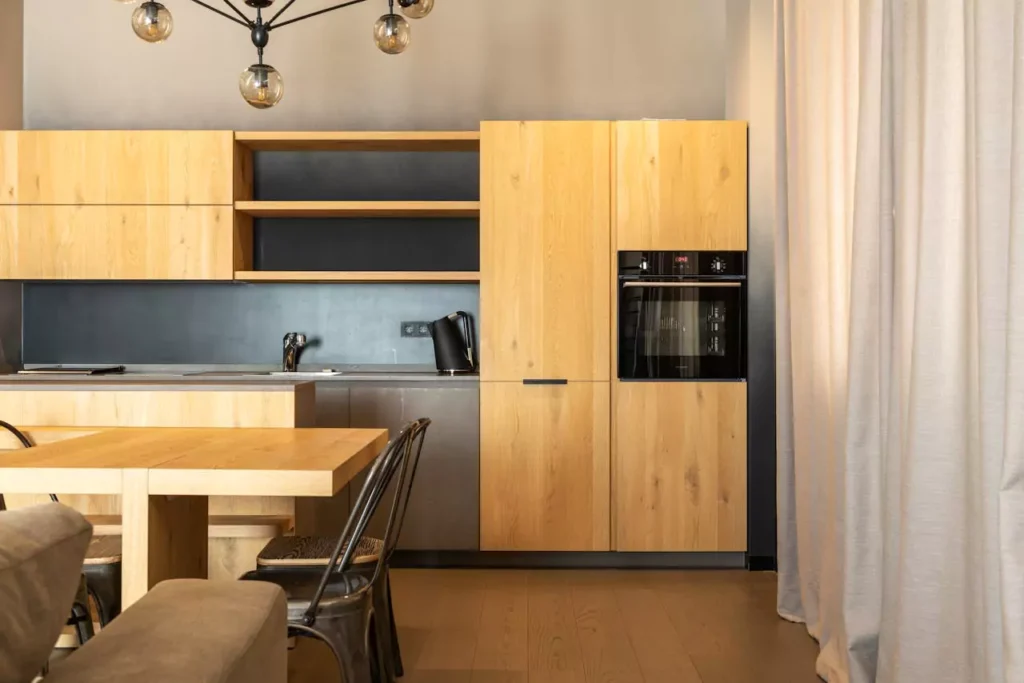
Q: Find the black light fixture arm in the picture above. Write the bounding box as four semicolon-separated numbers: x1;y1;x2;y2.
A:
268;0;371;31
266;0;298;27
221;0;255;26
187;0;252;28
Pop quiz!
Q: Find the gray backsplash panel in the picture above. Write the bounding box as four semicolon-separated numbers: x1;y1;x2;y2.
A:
23;283;479;366
0;282;21;370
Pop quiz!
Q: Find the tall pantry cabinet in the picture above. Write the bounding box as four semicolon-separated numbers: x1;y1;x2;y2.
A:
613;120;749;552
479;121;612;551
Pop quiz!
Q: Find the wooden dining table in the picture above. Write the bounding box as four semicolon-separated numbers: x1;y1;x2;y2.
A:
0;427;389;606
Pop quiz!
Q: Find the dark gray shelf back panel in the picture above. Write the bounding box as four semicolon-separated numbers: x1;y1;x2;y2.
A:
254;218;480;272
23;282;479;365
254;151;480;201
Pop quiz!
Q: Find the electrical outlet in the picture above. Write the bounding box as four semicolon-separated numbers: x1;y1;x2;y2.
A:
401;321;432;338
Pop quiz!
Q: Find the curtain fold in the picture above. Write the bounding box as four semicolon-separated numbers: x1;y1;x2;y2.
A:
775;1;1024;682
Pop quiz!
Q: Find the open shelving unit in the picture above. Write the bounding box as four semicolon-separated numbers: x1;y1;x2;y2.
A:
235;200;480;218
233;131;480;283
235;130;481;152
234;271;480;283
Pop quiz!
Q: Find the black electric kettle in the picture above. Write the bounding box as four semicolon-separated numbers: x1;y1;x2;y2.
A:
428;311;476;375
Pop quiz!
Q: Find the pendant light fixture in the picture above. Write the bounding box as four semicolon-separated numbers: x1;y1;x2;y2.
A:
115;0;434;109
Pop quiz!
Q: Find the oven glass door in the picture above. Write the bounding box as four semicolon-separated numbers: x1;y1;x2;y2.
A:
619;280;745;380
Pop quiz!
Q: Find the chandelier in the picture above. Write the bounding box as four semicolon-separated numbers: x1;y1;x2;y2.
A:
114;0;434;109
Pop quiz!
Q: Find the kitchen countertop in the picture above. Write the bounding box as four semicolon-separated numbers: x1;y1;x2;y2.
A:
1;365;480;384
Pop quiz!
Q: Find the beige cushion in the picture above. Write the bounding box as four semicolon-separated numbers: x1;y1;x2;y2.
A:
257;534;382;567
45;579;287;683
0;503;93;683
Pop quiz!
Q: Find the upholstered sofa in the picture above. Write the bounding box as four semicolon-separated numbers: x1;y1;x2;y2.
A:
0;503;287;683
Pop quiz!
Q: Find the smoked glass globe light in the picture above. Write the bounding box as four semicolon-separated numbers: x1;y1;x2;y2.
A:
239;64;284;109
374;14;410;54
401;0;434;19
132;2;173;43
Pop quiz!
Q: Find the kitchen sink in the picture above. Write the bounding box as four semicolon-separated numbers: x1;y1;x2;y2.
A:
182;371;272;377
269;371;345;377
182;370;345;378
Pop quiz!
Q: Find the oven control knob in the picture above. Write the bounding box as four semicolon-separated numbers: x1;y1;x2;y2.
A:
710;256;726;274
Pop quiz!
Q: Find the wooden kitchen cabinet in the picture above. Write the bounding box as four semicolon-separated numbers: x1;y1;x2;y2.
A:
0;131;236;205
480;121;611;382
480;381;610;551
0;206;241;280
614;381;746;552
616;120;748;251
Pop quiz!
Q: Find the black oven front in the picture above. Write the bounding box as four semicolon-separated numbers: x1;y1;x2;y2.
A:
618;251;747;380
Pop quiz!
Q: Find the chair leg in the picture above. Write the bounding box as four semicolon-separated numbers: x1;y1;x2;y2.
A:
296;608;378;683
69;601;95;645
372;582;397;683
385;572;404;678
69;576;95;645
83;564;121;627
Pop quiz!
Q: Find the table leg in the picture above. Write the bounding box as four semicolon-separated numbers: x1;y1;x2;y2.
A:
121;469;209;608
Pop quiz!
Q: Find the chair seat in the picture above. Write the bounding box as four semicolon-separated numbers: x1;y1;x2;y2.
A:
257;535;383;568
241;570;371;621
84;535;122;566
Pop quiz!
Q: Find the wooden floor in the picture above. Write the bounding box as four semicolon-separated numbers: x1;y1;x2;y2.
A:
290;569;821;683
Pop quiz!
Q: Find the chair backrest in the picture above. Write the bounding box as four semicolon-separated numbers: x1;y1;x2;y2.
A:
376;418;431;570
302;422;417;623
0;420;57;512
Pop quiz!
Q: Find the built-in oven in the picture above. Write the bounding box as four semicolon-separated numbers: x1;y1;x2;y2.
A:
618;251;747;380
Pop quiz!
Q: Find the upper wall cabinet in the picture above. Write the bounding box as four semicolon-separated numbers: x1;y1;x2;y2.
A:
0;131;236;205
480;121;611;382
615;121;748;251
0;206;239;280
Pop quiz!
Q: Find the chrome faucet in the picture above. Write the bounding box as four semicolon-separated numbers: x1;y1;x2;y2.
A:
282;333;307;373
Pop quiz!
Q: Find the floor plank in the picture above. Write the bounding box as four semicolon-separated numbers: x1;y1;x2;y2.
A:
527;571;588;683
571;584;646;683
412;572;487;674
614;585;703;683
471;572;528;682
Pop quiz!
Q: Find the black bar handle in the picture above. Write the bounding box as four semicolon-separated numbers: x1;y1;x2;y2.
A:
523;379;568;385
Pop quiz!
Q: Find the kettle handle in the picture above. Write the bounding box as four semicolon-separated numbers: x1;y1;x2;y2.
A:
453;311;475;369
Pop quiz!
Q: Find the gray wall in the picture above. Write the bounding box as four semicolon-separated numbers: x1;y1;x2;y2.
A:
23;283;478;366
24;0;726;128
0;0;21;129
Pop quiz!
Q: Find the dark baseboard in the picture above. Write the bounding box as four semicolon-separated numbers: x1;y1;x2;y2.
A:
390;550;747;570
747;555;777;571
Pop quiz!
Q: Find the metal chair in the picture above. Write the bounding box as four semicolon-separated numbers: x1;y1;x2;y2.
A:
0;419;124;637
244;418;430;683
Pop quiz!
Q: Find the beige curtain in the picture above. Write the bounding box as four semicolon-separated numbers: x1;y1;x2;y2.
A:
775;1;1024;682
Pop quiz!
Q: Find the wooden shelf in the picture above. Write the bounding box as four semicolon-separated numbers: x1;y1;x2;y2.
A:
234;271;481;283
235;201;480;218
234;131;480;152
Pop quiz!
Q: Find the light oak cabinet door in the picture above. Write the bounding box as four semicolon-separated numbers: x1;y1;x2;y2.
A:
480;381;610;551
616;121;748;251
0;206;239;280
0;131;235;205
480;121;611;382
614;381;746;551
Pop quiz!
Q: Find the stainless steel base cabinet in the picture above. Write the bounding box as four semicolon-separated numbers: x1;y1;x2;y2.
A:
324;384;480;551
